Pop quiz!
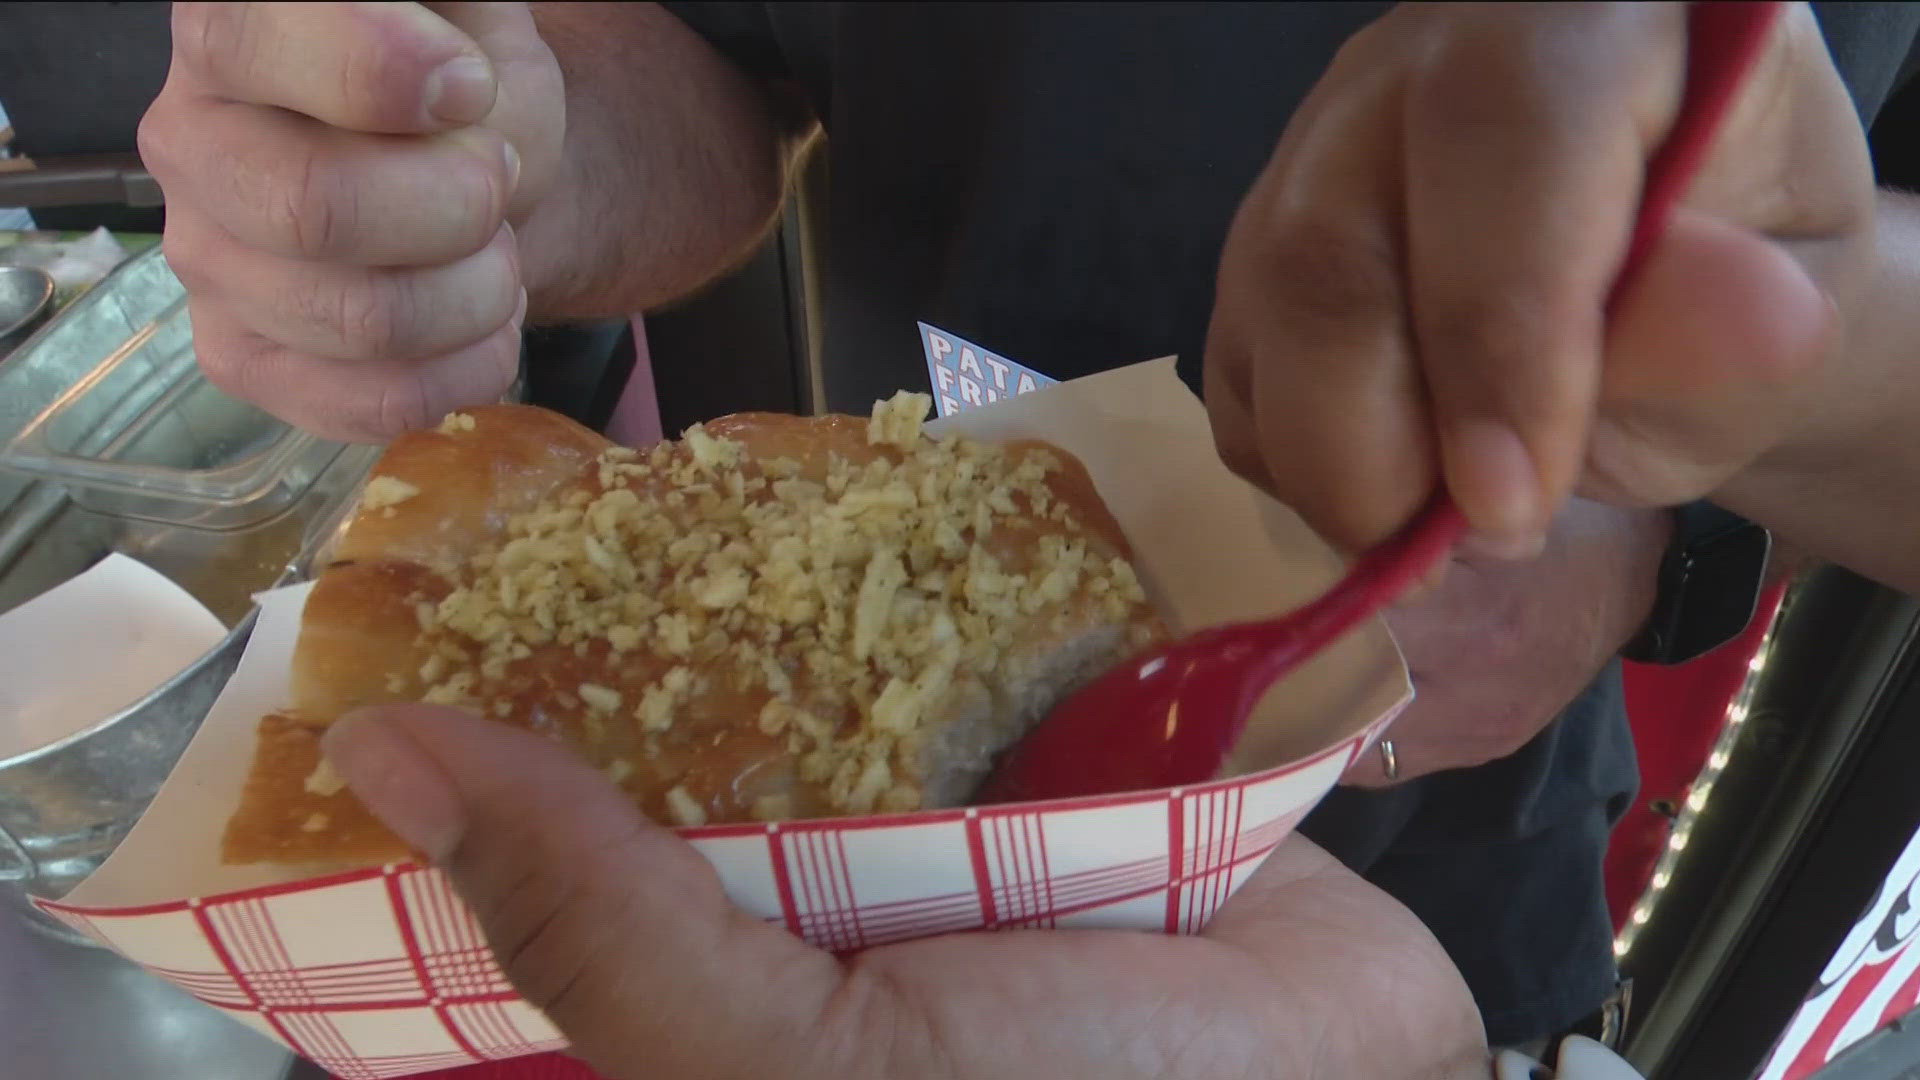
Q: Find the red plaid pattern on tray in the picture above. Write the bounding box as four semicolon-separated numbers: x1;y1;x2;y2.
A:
41;731;1369;1079
382;1057;604;1080
49;867;562;1079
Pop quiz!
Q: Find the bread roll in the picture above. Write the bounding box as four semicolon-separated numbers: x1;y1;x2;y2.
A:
222;394;1164;865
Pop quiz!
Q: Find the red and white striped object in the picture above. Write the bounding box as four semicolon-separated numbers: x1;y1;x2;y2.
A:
39;714;1394;1080
32;359;1411;1078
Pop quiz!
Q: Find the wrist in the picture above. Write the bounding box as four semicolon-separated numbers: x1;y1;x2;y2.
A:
1557;500;1671;653
1617;505;1675;643
1715;190;1915;520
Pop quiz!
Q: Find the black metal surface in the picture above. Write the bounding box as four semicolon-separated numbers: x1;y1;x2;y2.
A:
1621;568;1920;1078
1677;613;1920;1078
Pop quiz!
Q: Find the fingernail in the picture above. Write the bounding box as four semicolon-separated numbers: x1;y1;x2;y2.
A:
1447;419;1544;559
502;141;522;198
425;56;496;125
323;710;465;862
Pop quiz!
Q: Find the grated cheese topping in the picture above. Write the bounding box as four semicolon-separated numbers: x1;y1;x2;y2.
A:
397;391;1149;819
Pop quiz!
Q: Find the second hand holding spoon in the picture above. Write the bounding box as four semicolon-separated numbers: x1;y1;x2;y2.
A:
976;0;1787;805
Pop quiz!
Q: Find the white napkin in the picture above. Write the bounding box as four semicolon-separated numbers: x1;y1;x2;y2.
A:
0;553;226;759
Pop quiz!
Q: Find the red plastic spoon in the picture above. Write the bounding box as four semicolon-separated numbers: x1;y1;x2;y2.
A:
978;0;1786;805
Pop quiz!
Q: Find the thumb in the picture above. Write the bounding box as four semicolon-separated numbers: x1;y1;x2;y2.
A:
1584;209;1835;506
322;705;851;1079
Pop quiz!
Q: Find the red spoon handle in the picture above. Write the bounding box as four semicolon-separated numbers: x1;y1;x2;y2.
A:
1615;1;1785;309
1290;0;1783;667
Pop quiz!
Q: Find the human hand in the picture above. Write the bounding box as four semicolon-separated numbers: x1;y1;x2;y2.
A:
1205;1;1872;558
140;2;565;441
1341;498;1669;786
321;703;1491;1080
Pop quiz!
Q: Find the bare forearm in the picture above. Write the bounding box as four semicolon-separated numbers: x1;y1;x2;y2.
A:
517;2;804;320
1717;190;1920;595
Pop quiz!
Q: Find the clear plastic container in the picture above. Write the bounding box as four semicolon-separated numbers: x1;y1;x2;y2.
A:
0;245;353;529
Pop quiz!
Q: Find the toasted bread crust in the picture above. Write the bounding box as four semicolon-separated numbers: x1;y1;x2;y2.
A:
223;402;1162;865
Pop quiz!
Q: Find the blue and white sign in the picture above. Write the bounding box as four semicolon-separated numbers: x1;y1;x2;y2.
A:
918;322;1056;418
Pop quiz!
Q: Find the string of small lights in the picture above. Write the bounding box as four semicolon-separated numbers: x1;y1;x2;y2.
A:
1614;606;1786;960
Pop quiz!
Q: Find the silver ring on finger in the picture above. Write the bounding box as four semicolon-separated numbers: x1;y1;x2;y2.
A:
1378;738;1400;781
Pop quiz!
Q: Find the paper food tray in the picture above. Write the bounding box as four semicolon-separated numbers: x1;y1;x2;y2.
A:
33;359;1412;1079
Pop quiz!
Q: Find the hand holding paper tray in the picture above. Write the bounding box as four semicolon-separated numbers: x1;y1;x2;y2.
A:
38;359;1411;1079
